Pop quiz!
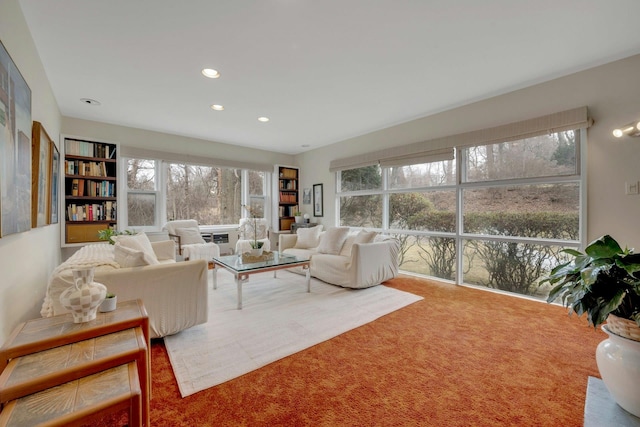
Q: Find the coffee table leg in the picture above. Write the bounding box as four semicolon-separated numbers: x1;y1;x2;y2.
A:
212;266;218;290
305;265;311;292
237;273;248;310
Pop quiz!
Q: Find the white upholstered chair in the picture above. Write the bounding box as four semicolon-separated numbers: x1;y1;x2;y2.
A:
236;218;271;254
163;219;220;261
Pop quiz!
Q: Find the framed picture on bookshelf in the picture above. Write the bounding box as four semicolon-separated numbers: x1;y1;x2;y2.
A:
313;183;323;217
49;141;60;224
0;40;32;237
31;122;51;227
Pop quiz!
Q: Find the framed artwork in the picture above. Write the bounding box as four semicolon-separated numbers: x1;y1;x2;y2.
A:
49;140;60;224
0;40;32;237
313;183;323;217
302;187;311;205
31;121;51;227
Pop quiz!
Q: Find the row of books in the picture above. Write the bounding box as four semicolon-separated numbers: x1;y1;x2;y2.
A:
67;202;116;222
70;179;116;197
279;180;297;190
65;160;110;177
279;191;297;203
65;139;116;159
279;205;299;217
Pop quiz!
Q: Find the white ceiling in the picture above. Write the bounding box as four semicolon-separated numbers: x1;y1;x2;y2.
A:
18;0;640;155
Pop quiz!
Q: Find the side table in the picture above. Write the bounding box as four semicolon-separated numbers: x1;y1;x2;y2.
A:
0;299;150;427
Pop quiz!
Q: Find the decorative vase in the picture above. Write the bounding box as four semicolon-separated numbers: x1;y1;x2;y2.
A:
59;266;107;323
295;216;303;224
595;325;640;417
99;295;117;312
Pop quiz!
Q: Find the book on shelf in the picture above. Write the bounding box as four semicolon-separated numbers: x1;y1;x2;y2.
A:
71;179;79;196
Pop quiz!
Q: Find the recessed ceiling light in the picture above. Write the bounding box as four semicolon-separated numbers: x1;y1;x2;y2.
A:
202;68;220;79
211;104;224;111
258;117;270;122
80;98;101;106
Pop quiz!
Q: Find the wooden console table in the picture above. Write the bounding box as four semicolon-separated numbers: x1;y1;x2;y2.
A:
0;299;150;427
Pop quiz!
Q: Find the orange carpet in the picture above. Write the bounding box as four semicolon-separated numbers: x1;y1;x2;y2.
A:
97;275;604;426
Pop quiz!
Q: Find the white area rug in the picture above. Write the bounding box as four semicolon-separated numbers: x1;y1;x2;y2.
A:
164;269;423;397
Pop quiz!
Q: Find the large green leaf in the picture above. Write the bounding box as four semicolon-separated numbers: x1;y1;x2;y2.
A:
585;235;622;259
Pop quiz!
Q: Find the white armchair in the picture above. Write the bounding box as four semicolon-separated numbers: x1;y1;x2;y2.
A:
236;217;271;254
163;219;220;261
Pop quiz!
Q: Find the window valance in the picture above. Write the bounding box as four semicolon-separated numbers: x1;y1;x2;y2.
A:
119;146;274;172
329;106;592;172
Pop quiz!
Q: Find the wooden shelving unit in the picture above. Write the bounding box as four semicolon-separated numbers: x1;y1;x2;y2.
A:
276;166;299;231
62;136;118;245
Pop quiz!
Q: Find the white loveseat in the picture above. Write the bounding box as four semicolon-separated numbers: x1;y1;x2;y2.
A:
42;237;208;338
279;226;400;288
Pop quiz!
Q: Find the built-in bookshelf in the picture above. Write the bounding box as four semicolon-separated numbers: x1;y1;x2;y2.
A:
276;166;299;231
62;136;118;245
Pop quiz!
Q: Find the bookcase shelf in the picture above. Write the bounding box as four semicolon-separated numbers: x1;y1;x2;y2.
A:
62;136;118;246
275;165;299;231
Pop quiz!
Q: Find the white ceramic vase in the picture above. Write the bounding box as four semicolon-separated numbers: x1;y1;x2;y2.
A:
59;266;107;323
250;247;264;257
595;325;640;417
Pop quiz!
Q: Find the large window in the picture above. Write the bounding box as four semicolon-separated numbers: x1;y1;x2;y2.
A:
126;159;158;228
122;157;268;229
166;163;241;224
337;129;584;300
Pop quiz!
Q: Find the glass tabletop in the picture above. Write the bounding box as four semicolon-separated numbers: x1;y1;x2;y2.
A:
212;251;309;273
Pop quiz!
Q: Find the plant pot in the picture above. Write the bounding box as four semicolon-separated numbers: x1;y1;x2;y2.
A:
295;216;304;224
596;325;640;417
99;295;117;312
250;247;264;256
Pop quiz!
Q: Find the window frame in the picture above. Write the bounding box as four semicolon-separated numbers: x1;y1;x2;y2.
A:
120;157;270;230
335;128;587;294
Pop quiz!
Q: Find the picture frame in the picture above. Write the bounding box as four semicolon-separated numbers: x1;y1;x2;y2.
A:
303;187;311;205
49;140;60;224
31;121;51;227
0;40;32;237
313;183;323;217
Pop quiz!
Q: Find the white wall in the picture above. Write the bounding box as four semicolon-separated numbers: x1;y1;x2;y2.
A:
296;54;640;249
62;117;294;167
0;0;62;344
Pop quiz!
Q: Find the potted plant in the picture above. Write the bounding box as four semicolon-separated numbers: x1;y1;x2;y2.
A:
294;211;303;224
242;205;265;255
99;292;117;312
540;234;640;416
97;228;135;244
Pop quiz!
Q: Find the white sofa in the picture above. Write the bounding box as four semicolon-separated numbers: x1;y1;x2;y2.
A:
279;226;400;288
42;239;208;338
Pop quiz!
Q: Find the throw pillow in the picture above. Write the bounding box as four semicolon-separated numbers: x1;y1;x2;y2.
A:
340;230;378;256
113;243;148;268
317;226;351;255
112;232;159;265
175;227;206;245
353;230;378;245
294;225;323;249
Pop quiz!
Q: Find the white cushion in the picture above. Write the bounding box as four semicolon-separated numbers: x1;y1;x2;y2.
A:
176;227;206;245
317;226;350;255
113;243;148;267
294;226;323;249
112;232;159;265
340;230;378;256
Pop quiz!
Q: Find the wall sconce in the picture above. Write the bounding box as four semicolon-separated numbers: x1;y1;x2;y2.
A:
612;121;640;138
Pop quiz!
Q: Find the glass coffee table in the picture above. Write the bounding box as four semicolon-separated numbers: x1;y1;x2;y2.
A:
211;251;311;309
